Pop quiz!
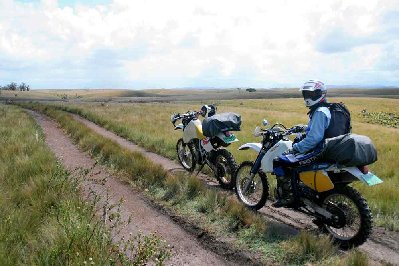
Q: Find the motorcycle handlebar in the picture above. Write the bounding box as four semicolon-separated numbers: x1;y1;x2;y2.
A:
283;128;296;136
171;110;203;125
261;124;297;137
270;123;306;134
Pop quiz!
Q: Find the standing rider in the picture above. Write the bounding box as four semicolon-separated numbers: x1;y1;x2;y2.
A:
272;80;332;208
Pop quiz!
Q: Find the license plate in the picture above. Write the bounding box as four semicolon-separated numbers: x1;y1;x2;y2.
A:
359;172;383;186
223;135;237;143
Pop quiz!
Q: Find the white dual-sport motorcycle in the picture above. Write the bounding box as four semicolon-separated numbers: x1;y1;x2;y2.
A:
171;110;239;189
235;119;383;248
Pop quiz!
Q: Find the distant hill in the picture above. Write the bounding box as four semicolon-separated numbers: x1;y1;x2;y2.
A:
2;87;399;103
326;85;399;89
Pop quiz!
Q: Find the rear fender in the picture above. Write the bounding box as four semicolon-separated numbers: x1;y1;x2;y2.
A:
174;124;184;130
238;143;262;153
328;172;358;184
342;167;383;186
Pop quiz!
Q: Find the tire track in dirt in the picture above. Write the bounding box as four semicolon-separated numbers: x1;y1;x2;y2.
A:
27;110;246;266
69;113;399;265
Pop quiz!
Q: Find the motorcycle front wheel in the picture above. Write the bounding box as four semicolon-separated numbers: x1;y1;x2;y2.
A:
176;138;196;172
319;185;373;249
235;161;269;210
213;149;238;190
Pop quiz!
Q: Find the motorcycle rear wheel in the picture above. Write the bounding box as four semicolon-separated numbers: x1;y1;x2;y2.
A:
235;161;269;210
319;185;372;249
214;149;238;190
176;138;196;172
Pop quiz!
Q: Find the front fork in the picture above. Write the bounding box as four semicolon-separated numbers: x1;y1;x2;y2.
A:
242;149;266;193
196;140;218;174
194;140;206;164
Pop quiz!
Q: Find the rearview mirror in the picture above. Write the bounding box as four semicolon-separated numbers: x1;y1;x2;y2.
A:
254;126;262;137
262;119;268;126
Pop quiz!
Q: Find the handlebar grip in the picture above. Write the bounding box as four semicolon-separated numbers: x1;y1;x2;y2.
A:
292;125;307;133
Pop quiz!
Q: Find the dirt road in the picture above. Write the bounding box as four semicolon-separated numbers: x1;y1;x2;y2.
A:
68;112;399;265
28;110;249;266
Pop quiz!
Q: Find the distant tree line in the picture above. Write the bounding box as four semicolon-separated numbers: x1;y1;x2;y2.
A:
235;87;257;93
0;82;30;91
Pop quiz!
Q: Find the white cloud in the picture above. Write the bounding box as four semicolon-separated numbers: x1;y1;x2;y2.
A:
0;0;398;88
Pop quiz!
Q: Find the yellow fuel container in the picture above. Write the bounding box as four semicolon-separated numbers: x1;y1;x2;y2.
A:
195;124;205;140
299;170;334;192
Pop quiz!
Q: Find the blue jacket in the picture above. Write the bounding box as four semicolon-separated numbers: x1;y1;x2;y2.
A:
292;107;331;154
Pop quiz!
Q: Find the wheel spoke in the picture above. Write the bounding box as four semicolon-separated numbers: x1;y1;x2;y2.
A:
176;139;194;170
235;163;268;209
214;151;235;186
323;193;362;241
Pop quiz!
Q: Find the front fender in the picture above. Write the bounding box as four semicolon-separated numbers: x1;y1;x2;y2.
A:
238;143;262;153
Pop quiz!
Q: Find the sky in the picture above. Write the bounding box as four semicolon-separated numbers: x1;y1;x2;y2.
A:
0;0;398;89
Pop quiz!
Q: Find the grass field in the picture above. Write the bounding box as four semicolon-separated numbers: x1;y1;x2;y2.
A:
0;104;169;265
37;96;399;231
19;102;372;265
0;89;159;101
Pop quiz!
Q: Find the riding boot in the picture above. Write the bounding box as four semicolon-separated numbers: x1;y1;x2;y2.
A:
272;175;294;208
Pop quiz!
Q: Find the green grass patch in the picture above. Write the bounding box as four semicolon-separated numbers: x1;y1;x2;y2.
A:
283;232;337;264
0;104;170;265
361;111;399;128
339;250;369;266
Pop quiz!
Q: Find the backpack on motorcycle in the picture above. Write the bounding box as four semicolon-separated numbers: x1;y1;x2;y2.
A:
321;134;378;166
324;102;351;138
202;112;241;138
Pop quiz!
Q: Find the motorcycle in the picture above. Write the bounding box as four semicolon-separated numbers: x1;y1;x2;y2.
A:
234;119;383;248
170;109;239;189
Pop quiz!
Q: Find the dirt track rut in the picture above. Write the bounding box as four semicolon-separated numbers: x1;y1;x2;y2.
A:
68;113;399;265
28;110;241;266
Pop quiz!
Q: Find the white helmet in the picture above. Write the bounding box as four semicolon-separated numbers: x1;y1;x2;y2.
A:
200;104;216;118
299;80;327;107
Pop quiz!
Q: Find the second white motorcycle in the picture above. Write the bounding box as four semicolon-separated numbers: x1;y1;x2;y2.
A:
171;106;241;189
